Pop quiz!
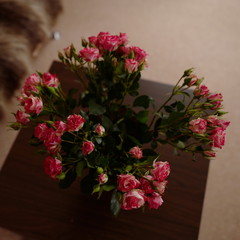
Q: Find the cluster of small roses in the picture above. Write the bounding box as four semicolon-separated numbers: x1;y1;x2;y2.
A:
34;115;106;179
117;160;170;210
184;74;230;157
13;72;59;126
62;31;148;73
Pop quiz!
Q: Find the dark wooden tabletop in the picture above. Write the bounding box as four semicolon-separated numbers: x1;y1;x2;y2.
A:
0;62;209;240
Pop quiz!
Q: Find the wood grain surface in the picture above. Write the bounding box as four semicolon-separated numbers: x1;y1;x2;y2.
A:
0;62;209;240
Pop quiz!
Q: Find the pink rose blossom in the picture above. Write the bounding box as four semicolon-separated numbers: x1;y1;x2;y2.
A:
147;192;163;209
34;123;49;140
194;85;210;97
209;127;226;149
82;141;95;156
150;161;170;182
117;174;141;192
24;95;43;115
119;32;128;45
131;46;148;63
121;189;146;210
25;73;41;86
43;128;62;154
119;46;132;56
153;180;168;195
79;48;101;62
53;121;67;136
124;59;139;73
15;110;30;125
98;33;121;51
204;150;216;158
67;114;85;132
189;118;207;134
140;175;154;194
211;101;222;110
208;93;223;101
218;119;230;130
95;123;105;136
44;156;62;179
98;173;108;184
129;146;143;159
22;73;40;95
207;116;230;130
88;36;98;46
42;73;59;88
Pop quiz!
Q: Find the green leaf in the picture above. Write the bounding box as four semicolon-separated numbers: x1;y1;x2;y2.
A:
89;100;106;115
110;190;121;217
151;140;158;149
176;101;185;111
136;110;149;124
95;137;102;144
176;140;185;149
59;168;77;188
56;172;66;180
102;185;116;191
92;184;101;194
164;105;173;113
102;115;113;131
76;161;85;177
133;95;152;109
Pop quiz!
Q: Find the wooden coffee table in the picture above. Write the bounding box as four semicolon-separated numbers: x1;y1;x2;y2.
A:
0;61;209;240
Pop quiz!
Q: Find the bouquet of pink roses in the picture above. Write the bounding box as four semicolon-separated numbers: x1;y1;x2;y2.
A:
10;32;230;215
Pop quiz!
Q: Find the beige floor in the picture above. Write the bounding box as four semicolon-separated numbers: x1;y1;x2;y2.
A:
1;0;240;239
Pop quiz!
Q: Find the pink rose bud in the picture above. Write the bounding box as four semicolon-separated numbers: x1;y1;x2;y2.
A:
140;175;155;194
64;46;71;57
194;84;210;97
15;110;30;125
53;121;67;136
44;156;62;179
189;118;207;134
204;150;216;158
209;127;226;149
95;123;105;136
121;189;147;210
147;192;164;209
124;59;139;73
24;95;43;115
150;161;170;182
117;174;141;192
79;47;101;62
98;173;108;184
129;146;143;159
153;180;168;195
42;72;59;88
67;114;85;132
34;123;49;140
187;74;198;87
82;141;95;156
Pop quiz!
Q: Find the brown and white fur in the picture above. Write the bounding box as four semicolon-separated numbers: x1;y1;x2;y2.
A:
0;0;62;118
